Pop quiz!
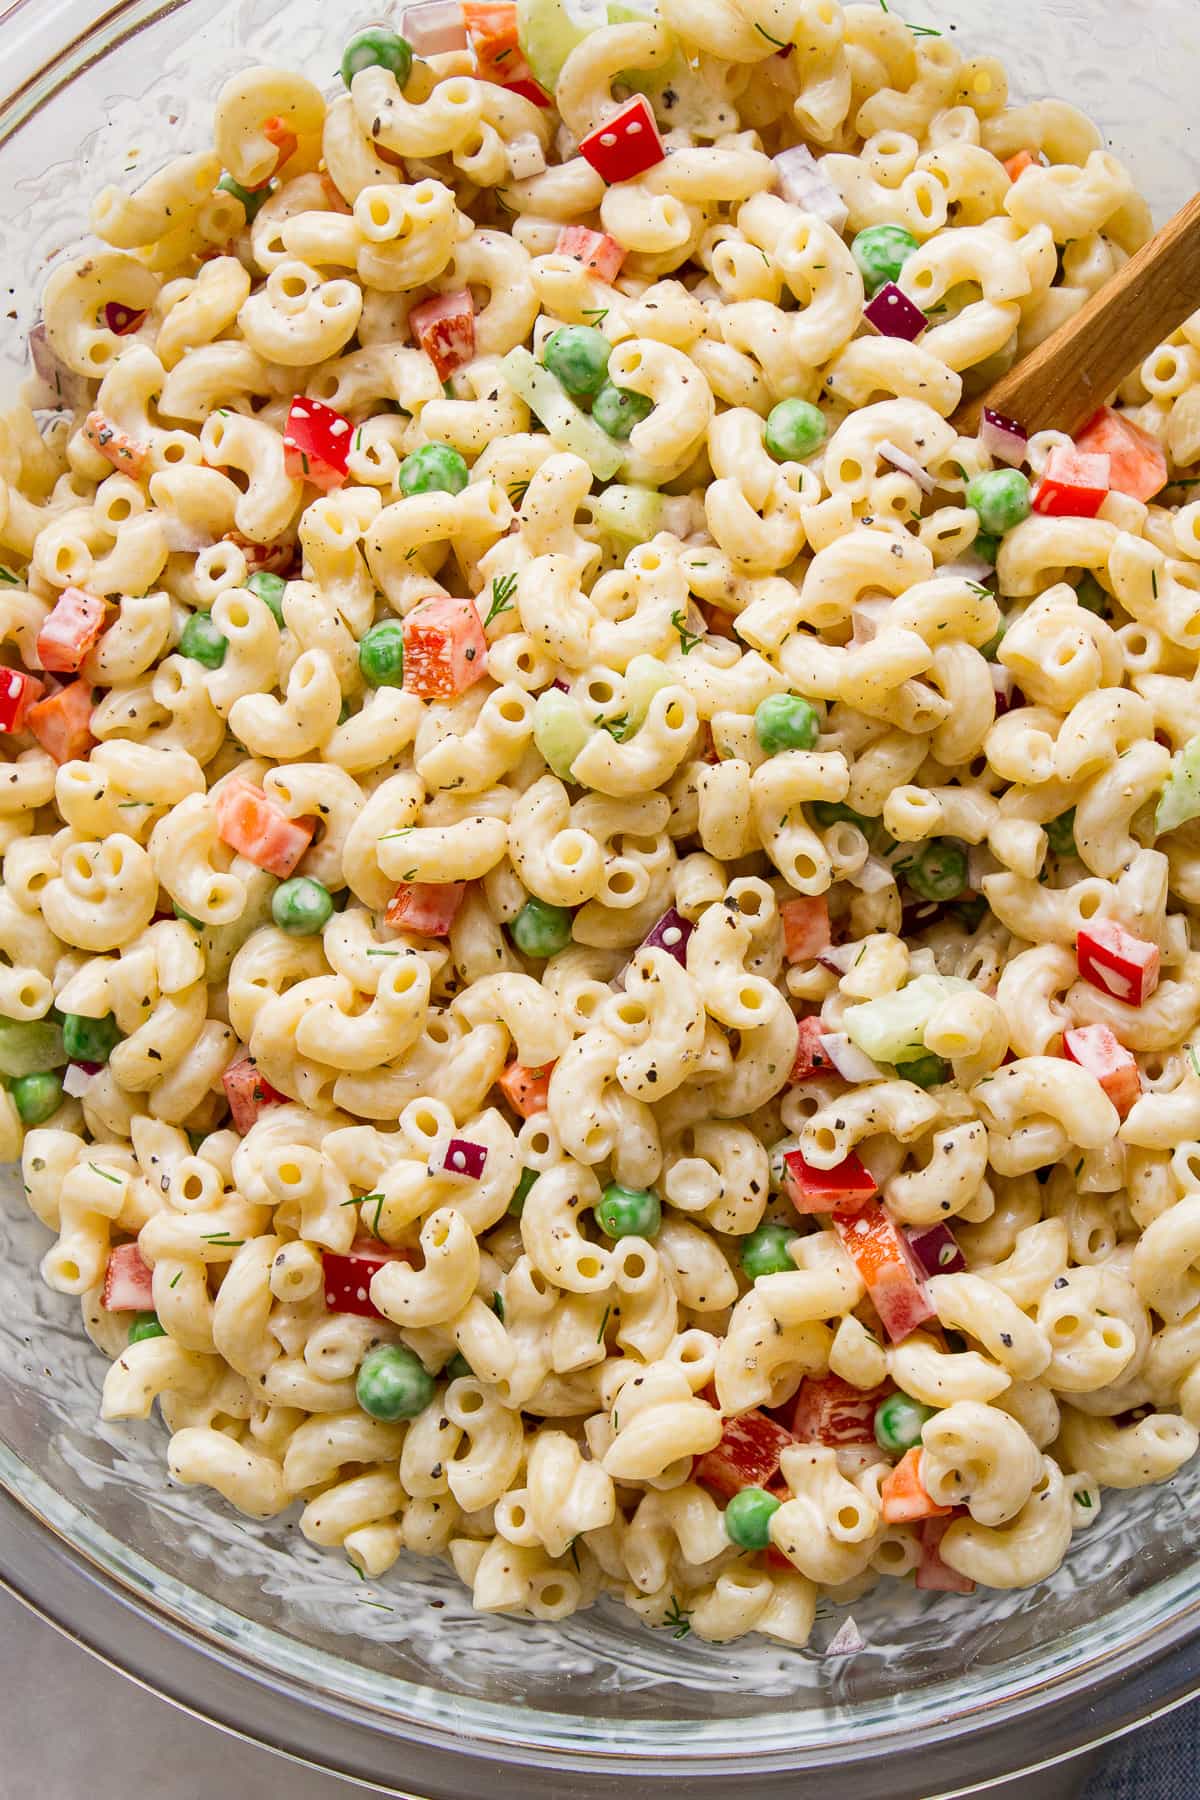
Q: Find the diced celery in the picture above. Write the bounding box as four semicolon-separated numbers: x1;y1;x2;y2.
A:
0;1017;66;1078
517;0;607;92
199;869;277;983
500;348;624;481
843;974;971;1067
592;484;663;544
622;654;671;735
534;689;591;780
1155;733;1200;835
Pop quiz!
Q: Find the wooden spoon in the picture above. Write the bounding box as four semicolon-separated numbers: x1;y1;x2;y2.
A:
953;189;1200;439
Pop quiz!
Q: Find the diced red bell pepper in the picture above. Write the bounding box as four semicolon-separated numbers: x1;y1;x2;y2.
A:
409;288;476;381
246;114;299;191
221;1056;288;1134
282;398;352;493
1063;1022;1141;1116
83;410;150;480
504;75;553;105
915;1512;974;1592
579;96;666;185
0;667;45;734
102;1242;156;1312
789;1015;837;1083
1075;920;1160;1008
27;679;95;764
834;1199;936;1344
323;1242;414;1319
783;1147;877;1216
555;225;626;284
1032;446;1111;518
214;776;315;878
790;1373;887;1447
497;1058;554;1116
36;586;108;674
780;895;831;963
402;594;487;698
693;1407;795;1501
1075;406;1168;503
880;1446;952;1524
384;880;466;937
103;301;148;336
1002;149;1040;181
225;532;296;576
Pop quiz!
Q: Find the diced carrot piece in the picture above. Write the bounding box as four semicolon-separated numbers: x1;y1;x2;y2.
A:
781;895;830;962
834;1200;936;1343
214;776;315;877
881;1446;952;1524
1003;149;1039;181
789;1015;837;1083
409;288;476;381
102;1241;155;1311
246;114;299;190
384;881;466;937
1075;406;1169;503
555;225;626;284
222;1056;288;1133
693;1408;795;1500
402;594;487;698
497;1058;554;1116
27;679;95;763
916;1513;975;1593
1062;1022;1141;1117
36;586;107;674
83;410;150;480
463;1;522;80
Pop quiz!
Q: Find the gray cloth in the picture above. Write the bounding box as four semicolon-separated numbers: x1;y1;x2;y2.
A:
1081;1701;1200;1798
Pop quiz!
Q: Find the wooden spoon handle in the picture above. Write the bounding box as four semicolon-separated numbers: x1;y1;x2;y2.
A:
953;189;1200;439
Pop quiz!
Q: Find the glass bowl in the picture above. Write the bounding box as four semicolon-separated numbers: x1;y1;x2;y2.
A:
4;2;1200;1793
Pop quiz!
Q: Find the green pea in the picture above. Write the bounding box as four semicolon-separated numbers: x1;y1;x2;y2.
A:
247;569;287;626
724;1485;781;1550
596;1182;661;1240
358;620;406;687
510;896;573;958
896;1052;949;1089
953;894;989;932
10;1070;63;1125
852;224;920;296
218;174;268;224
810;800;875;833
444;1351;473;1380
398;441;469;497
965;469;1031;536
740;1222;798;1280
356;1343;434;1421
592;382;653;440
128;1312;167;1345
764;398;826;462
906;838;968;903
543;325;612;398
754;693;820;753
179;610;227;669
341;25;413;90
61;1012;121;1065
973;531;1001;565
1076;572;1109;617
272;876;334;936
1045;808;1077;857
873;1391;934;1455
509;1166;539;1217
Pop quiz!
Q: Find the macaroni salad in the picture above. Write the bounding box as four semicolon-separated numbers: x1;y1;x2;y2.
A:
6;0;1200;1646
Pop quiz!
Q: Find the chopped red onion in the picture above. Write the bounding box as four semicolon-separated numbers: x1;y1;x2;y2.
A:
852;855;895;894
442;1137;488;1180
771;146;849;233
819;1032;885;1083
863;283;927;343
906;1222;965;1276
981;407;1028;468
550;678;571;693
640;907;694;966
990;665;1014;706
826;1616;866;1657
103;301;147;337
62;1063;95;1098
507;132;546;182
851;597;892;644
939;554;993;585
878;439;935;494
817;941;862;975
28;322;92;410
400;0;468;54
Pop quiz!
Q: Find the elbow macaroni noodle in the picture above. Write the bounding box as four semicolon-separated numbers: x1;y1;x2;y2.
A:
6;0;1200;1648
